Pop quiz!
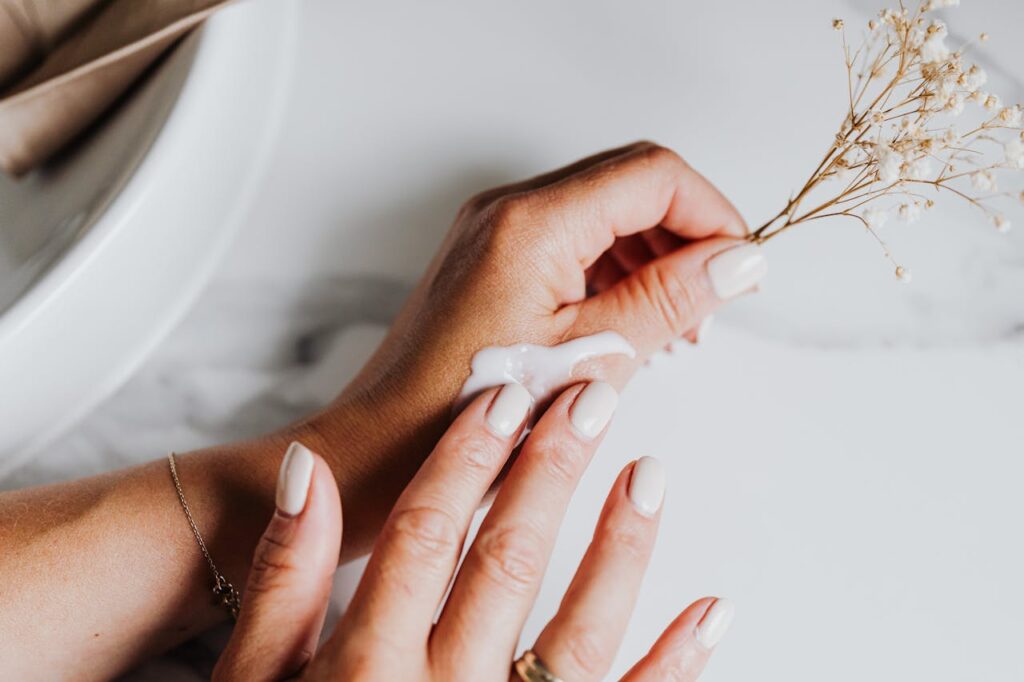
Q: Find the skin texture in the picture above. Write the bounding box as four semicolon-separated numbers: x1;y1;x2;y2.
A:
214;385;728;682
0;143;749;678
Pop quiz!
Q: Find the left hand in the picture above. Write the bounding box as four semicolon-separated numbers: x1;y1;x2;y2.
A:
214;383;734;681
305;142;764;556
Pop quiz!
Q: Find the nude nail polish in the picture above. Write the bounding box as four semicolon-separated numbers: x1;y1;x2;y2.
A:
706;244;767;299
695;598;735;649
569;381;618;440
628;456;666;516
276;441;315;516
486;383;533;437
695;315;714;343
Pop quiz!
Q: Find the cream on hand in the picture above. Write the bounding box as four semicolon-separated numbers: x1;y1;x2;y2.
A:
457;331;636;414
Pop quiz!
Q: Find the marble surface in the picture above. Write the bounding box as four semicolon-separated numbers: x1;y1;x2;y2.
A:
2;0;1023;679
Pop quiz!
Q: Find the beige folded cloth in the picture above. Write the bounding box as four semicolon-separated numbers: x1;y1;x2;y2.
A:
0;0;234;177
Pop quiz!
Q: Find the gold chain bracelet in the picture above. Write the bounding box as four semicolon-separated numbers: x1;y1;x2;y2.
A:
167;453;241;621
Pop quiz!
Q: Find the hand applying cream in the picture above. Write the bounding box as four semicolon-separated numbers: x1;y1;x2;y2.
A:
313;142;764;555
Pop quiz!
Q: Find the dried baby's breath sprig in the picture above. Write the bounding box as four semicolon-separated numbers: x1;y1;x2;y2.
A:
750;1;1024;280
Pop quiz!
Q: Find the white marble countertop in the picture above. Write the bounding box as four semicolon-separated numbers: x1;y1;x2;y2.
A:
3;0;1023;679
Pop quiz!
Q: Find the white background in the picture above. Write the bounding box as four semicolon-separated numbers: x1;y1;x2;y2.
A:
4;0;1023;679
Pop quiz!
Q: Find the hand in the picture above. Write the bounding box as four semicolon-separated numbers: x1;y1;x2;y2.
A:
215;383;734;681
306;142;765;555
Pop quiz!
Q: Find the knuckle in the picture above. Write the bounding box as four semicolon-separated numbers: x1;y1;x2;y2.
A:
444;430;502;474
448;193;536;275
540;438;586;483
387;506;461;561
475;524;546;592
458;188;500;218
634;264;697;337
246;530;300;596
486;194;532;235
638;143;687;171
602;525;651;560
560;624;614;677
658;655;695;682
628;139;659;151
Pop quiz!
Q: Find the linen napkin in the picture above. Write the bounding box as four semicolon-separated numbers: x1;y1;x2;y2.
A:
0;0;234;177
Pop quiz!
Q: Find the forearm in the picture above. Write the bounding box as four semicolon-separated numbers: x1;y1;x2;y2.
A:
0;388;451;680
0;431;289;678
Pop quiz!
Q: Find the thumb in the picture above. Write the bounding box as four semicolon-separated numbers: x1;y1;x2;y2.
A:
214;442;342;682
575;238;766;357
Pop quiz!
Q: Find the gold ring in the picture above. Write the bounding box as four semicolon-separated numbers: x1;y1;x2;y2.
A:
513;650;563;682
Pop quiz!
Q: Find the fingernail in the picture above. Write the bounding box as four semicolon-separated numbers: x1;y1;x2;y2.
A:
486;383;533;437
707;244;767;299
695;598;735;648
695;315;714;343
570;381;618;440
628;456;666;516
276;441;315;517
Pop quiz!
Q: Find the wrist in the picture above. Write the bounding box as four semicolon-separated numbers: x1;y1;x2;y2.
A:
296;386;452;559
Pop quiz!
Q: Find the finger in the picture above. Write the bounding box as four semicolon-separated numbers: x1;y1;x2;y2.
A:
432;382;619;679
573;239;767;358
584;256;628;295
331;384;532;651
621;597;735;682
213;443;342;682
528;457;666;681
639;226;687;258
607;233;658;275
515;143;747;269
640;227;710;344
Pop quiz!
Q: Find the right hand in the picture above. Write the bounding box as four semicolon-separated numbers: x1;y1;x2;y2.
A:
216;382;734;681
305;142;765;555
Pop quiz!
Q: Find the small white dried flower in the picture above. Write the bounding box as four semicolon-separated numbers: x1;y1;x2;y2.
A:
1004;137;1024;169
979;32;990;42
998;105;1023;127
935;76;957;101
984;94;1001;111
863;207;890;229
994;214;1011;233
942;127;960;147
943;93;965;116
868;19;878;31
959;65;987;92
971;169;997;192
833;166;854;184
832;18;844;31
904;157;933;180
920;20;950;63
895;265;912;283
908;26;927;50
875;145;903;183
900;118;921;136
898;202;923;223
968;91;987;105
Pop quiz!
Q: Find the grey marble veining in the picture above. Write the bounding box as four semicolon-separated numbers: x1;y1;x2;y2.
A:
1;276;408;491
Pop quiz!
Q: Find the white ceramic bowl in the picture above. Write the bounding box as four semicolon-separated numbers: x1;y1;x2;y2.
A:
0;0;297;471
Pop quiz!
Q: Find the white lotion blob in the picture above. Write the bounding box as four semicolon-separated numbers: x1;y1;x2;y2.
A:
457;331;636;411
